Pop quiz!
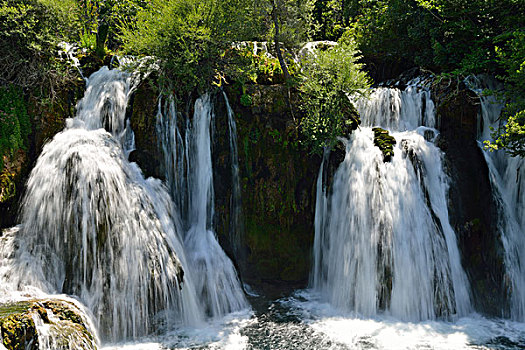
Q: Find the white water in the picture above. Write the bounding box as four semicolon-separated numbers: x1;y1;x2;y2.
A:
0;67;205;343
469;76;525;321
223;91;244;260
286;291;525;350
156;93;248;319
312;83;471;321
354;82;436;130
3;63;525;349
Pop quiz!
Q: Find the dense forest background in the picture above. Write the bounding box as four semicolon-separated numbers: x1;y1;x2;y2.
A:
0;0;524;177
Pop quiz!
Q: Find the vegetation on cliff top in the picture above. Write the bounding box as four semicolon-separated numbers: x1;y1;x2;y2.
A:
0;0;524;154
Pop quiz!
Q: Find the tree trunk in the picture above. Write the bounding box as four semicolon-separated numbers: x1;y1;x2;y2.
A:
271;0;290;82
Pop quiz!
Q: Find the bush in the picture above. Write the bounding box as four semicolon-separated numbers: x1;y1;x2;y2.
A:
486;30;525;157
298;35;370;151
0;0;78;93
119;0;272;100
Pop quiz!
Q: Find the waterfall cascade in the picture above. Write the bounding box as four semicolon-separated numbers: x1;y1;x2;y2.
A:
0;67;205;343
156;93;248;318
469;76;525;320
223;92;244;261
312;82;472;321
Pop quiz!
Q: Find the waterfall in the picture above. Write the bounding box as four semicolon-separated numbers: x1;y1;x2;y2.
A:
470;75;525;320
312;82;471;321
0;67;204;342
156;93;248;318
223;91;244;260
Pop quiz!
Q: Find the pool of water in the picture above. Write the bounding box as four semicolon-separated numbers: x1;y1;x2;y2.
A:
102;290;525;350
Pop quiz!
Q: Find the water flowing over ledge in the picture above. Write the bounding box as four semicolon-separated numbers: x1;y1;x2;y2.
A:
156;92;248;319
1;67;208;343
1;66;525;349
312;81;472;321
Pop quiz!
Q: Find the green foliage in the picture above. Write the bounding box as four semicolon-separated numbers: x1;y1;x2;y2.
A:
225;46;301;86
486;111;525;157
298;36;370;151
0;86;30;171
0;0;79;94
120;0;256;99
312;0;347;40
485;30;525;157
118;0;315;99
495;30;525;108
313;0;525;75
240;93;253;107
271;0;315;47
74;0;150;55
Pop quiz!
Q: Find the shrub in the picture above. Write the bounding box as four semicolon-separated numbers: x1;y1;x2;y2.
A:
298;35;370;151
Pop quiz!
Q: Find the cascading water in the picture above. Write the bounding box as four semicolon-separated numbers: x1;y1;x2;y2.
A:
312;82;471;320
156;93;248;319
0;66;204;343
469;76;525;320
223;91;244;261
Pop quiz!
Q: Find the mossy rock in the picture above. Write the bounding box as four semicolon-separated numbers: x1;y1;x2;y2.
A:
216;84;321;296
0;300;97;350
0;302;38;350
0;170;16;204
373;127;396;162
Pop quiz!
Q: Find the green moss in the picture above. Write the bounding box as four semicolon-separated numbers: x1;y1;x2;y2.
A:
0;300;96;350
0;303;38;350
0;303;32;319
373;127;396;162
240;93;252;107
0;86;30;172
0;170;16;203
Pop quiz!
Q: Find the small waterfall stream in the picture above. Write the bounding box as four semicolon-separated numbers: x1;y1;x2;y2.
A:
156;93;248;319
223;92;244;261
312;82;471;320
470;76;525;321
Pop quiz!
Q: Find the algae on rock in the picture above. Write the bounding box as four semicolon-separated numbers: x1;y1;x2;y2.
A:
0;299;98;350
372;127;396;162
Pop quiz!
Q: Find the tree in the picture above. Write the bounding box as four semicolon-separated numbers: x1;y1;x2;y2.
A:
298;34;370;151
268;0;315;80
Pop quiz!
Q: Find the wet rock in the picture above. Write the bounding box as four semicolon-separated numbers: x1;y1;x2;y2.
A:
129;78;164;179
218;84;322;297
0;302;38;350
362;55;417;86
0;299;97;350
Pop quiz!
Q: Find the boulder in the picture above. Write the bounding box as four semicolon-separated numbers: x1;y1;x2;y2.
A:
0;299;98;350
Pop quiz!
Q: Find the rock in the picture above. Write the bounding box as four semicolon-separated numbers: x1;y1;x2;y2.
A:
361;55;417;86
0;302;38;350
129;78;164;179
0;299;97;350
218;83;323;297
